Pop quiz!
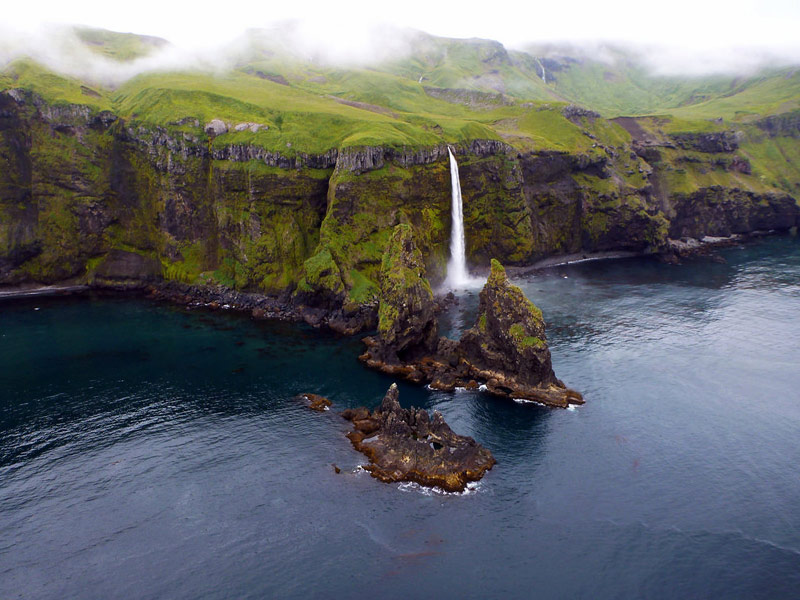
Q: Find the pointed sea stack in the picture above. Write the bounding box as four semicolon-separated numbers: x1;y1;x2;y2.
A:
341;383;496;492
459;259;582;407
360;223;439;369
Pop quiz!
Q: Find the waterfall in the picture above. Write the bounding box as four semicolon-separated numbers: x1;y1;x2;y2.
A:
535;57;547;84
444;148;477;289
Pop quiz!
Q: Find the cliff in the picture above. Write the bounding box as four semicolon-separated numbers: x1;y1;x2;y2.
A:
1;87;799;332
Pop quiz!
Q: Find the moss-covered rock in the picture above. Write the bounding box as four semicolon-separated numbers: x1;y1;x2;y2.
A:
361;258;582;407
295;247;346;305
459;259;556;388
305;160;450;309
372;223;438;363
1;91;798;322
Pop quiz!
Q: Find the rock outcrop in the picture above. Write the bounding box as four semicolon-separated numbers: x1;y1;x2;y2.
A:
297;393;332;412
361;257;582;408
670;131;740;153
341;383;496;492
204;119;228;137
1;89;798;332
372;224;439;364
458;260;581;405
92;249;163;284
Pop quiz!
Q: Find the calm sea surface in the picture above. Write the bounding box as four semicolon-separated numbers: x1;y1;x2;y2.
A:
2;236;799;599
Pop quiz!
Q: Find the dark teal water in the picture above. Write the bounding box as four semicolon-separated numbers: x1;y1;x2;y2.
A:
2;236;800;599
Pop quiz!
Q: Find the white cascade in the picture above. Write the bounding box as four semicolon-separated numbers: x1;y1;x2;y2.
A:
535;57;547;84
444;148;478;289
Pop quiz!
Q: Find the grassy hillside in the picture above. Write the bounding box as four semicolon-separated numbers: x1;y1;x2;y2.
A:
73;26;168;61
0;58;111;110
1;26;798;167
2;27;798;297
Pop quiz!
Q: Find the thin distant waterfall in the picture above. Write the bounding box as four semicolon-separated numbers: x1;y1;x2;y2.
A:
445;148;471;288
535;57;547;84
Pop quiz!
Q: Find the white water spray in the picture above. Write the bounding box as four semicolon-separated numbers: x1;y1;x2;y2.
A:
445;148;480;289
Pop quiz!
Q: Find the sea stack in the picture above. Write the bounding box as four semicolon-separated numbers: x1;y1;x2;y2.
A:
458;259;583;407
361;248;582;407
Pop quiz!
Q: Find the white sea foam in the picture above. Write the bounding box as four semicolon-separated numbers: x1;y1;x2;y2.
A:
513;398;547;407
397;480;483;497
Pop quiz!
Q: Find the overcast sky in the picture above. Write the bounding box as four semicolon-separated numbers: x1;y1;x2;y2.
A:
7;0;800;48
4;0;800;75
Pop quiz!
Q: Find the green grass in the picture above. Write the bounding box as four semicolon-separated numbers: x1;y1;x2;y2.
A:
112;69;514;154
73;27;168;62
1;28;798;173
0;59;111;110
739;131;800;194
665;69;800;122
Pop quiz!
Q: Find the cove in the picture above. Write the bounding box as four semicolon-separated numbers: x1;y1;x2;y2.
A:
1;236;800;599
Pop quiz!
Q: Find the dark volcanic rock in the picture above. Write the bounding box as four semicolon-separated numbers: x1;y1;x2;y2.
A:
365;224;439;364
667;188;798;239
459;259;581;406
562;104;600;124
297;393;332;412
93;250;162;283
670;131;739;153
361;258;582;408
755;110;800;138
341;383;495;492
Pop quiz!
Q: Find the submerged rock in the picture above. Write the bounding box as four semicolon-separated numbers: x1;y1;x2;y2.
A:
341;384;495;492
297;393;332;412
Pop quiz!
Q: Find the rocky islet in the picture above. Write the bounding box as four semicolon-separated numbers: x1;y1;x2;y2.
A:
341;383;496;493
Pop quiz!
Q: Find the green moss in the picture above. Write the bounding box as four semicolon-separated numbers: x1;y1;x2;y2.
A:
508;322;544;349
347;268;380;305
377;300;400;337
376;223;434;338
297;247;345;296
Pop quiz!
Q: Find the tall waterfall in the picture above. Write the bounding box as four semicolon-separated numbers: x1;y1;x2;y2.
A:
445;148;475;289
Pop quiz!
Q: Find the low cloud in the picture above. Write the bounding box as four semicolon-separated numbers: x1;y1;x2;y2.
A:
1;20;799;89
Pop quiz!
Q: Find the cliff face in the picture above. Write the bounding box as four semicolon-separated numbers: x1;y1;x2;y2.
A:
1;90;798;323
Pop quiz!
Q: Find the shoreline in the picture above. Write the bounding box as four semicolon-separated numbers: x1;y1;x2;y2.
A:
507;250;643;276
1;230;790;310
